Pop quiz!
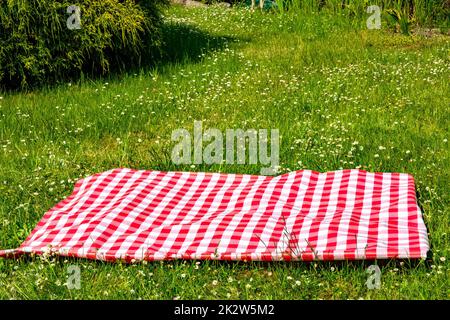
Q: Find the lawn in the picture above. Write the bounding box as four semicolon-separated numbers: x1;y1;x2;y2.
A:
0;4;449;299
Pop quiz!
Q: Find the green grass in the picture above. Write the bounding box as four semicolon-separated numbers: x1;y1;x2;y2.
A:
0;5;449;299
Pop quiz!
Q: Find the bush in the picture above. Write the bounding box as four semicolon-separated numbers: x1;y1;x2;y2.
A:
0;0;169;90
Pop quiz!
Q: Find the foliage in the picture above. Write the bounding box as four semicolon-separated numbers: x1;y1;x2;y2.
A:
0;0;169;90
271;0;449;29
386;7;415;35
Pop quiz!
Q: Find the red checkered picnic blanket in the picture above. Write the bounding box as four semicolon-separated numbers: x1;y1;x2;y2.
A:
0;168;429;262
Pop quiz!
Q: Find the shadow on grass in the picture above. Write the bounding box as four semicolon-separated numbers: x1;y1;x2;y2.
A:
0;22;234;93
156;21;233;66
6;253;431;271
100;22;235;86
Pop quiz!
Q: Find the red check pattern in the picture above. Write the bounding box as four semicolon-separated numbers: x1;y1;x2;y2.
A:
0;168;429;262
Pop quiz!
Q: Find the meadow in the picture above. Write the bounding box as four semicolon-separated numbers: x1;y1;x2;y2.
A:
0;4;449;299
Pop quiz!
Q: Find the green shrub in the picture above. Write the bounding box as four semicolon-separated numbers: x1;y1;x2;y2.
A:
0;0;169;90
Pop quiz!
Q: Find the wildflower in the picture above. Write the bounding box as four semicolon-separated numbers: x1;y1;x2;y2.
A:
212;280;218;286
440;257;446;262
